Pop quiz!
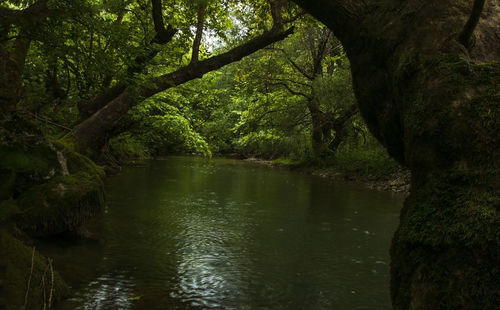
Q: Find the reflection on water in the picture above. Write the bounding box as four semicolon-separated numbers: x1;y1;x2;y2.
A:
47;156;404;310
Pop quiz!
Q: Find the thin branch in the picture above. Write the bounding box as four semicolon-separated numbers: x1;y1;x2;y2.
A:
268;77;313;88
268;47;314;80
20;110;72;131
48;258;54;309
311;29;331;76
269;82;312;100
191;1;208;64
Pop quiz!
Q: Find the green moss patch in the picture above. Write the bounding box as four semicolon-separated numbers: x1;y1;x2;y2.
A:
0;129;105;237
0;230;70;309
14;173;104;237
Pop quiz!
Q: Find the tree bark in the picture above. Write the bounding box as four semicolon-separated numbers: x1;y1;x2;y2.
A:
190;1;208;64
294;0;500;309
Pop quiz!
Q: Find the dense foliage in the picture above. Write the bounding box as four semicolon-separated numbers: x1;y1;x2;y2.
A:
1;0;398;174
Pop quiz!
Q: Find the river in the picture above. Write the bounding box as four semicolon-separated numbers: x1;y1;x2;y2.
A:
45;156;404;309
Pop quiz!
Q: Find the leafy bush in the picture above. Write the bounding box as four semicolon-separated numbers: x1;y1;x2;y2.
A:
235;129;311;160
332;142;401;178
111;97;211;159
108;133;149;161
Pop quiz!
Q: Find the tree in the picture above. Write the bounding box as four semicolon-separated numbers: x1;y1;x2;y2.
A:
264;24;358;157
0;0;299;152
215;22;358;160
0;0;64;118
293;0;499;309
70;0;296;152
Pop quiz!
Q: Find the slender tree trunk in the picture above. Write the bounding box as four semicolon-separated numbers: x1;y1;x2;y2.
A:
0;37;31;118
307;102;329;157
294;0;500;309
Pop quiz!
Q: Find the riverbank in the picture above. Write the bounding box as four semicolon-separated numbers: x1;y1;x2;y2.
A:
243;157;411;194
0;118;106;308
115;154;411;194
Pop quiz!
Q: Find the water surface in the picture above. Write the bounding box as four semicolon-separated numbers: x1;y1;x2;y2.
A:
49;156;404;309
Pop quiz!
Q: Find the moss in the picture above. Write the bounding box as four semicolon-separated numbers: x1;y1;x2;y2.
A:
391;242;499;310
57;133;98;160
0;200;20;224
52;140;105;179
14;172;104;237
0;230;70;309
398;172;499;248
0;128;105;237
390;170;499;309
0;146;59;200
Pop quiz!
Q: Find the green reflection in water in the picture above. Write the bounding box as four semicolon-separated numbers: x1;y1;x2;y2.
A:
48;156;403;310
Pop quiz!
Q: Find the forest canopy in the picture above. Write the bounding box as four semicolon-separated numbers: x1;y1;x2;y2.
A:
1;0;397;174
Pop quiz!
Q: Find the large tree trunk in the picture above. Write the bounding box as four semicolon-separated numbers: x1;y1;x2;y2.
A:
294;0;499;309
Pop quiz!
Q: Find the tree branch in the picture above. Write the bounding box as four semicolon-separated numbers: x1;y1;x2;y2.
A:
267;47;314;80
458;0;486;49
270;0;287;32
311;29;331;77
270;82;312;99
151;0;177;44
72;27;296;150
191;1;208;64
151;27;295;95
0;0;54;27
77;0;178;122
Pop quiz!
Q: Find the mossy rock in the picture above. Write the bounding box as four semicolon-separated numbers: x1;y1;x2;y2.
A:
0;123;105;237
14;173;104;237
0;230;70;310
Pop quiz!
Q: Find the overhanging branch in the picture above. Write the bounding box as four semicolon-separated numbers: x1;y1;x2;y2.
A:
150;27;295;95
72;27;295;149
0;0;54;27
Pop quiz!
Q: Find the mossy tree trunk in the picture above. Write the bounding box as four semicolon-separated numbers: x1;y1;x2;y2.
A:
294;0;499;308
